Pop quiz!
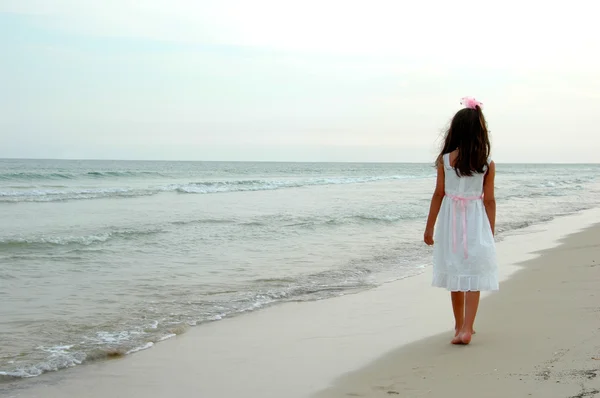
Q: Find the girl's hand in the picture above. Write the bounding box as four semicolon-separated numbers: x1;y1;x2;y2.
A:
424;227;434;246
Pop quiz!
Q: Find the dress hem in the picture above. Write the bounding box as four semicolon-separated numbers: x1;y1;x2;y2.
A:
432;272;499;292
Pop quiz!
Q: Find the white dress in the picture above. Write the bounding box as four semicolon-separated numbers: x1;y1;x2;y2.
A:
432;153;499;291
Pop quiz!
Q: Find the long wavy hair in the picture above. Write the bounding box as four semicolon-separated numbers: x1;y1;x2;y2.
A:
437;105;491;176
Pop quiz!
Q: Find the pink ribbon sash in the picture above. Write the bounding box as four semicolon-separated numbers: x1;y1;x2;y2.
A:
445;193;483;259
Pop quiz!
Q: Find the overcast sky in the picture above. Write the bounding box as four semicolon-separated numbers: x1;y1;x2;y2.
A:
1;1;599;162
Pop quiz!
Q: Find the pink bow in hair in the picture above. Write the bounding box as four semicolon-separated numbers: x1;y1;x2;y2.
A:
460;96;483;109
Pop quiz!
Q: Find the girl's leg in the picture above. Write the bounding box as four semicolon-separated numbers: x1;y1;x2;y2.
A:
452;291;480;345
451;291;465;336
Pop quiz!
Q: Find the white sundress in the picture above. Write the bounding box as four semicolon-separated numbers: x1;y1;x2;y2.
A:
432;153;499;291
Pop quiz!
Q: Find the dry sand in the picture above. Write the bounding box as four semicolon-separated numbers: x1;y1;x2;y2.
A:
6;208;600;398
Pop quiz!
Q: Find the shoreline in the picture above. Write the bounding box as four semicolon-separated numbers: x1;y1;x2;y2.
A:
6;207;600;398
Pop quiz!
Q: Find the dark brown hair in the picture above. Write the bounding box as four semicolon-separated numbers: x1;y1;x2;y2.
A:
437;106;490;176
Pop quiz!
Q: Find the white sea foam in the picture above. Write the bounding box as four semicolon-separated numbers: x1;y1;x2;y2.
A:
0;175;425;202
94;331;140;345
126;342;154;355
0;228;163;247
173;175;424;195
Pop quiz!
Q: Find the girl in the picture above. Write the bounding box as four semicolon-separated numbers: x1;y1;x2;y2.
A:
424;97;498;345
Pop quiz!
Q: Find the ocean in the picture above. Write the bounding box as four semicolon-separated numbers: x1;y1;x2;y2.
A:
1;159;599;384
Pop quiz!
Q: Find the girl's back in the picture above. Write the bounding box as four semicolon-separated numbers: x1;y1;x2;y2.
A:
442;152;486;197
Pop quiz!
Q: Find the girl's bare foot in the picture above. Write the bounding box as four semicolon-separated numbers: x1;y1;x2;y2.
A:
451;331;473;345
455;328;475;337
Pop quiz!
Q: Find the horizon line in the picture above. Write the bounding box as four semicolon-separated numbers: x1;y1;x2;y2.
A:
1;157;599;165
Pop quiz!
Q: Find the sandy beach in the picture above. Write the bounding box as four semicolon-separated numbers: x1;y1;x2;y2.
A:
317;218;600;397
5;208;600;398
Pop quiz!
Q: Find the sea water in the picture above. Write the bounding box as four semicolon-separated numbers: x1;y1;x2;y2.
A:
1;159;599;381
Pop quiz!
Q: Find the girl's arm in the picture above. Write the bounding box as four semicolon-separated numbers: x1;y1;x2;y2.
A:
483;161;496;235
424;161;445;245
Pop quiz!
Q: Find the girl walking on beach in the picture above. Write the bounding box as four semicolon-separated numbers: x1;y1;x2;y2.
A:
424;97;498;345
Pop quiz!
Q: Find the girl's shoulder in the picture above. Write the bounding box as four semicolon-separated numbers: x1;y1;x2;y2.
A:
445;150;459;168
